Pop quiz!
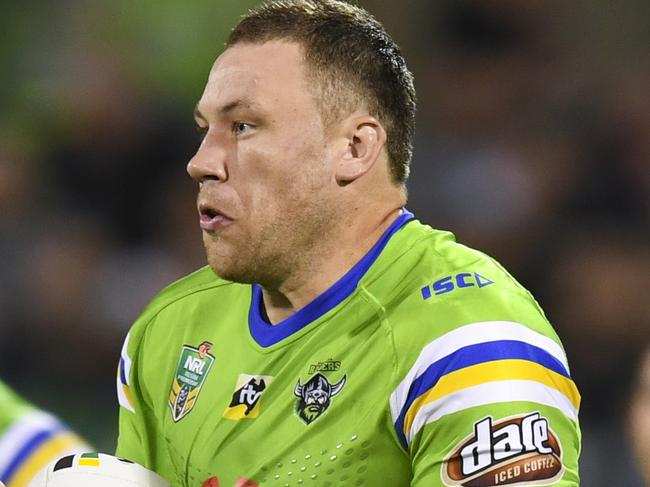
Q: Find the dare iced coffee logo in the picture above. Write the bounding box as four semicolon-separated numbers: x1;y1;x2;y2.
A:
442;413;563;486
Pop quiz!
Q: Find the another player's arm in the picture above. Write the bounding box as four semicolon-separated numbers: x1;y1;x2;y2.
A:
0;382;90;487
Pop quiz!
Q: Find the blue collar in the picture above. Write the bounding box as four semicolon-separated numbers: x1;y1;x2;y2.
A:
248;210;414;347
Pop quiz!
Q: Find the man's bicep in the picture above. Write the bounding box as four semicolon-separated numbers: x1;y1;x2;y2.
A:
388;320;582;486
116;405;147;465
115;332;149;466
408;401;581;486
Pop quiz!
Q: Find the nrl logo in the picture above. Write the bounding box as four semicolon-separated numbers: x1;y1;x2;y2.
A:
294;373;346;424
168;341;215;422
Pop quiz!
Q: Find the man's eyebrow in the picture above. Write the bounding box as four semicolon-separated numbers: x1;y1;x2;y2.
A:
193;99;260;121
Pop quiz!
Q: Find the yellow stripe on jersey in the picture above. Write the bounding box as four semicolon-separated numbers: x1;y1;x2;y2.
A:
122;384;134;410
116;362;135;413
403;359;580;437
8;433;85;487
116;333;136;413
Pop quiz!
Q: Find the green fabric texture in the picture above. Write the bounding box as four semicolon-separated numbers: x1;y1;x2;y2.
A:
116;219;581;487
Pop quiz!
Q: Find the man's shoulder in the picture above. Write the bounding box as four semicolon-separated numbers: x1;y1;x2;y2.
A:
382;221;563;357
126;266;246;342
380;219;536;307
379;219;512;285
146;265;246;314
146;266;227;308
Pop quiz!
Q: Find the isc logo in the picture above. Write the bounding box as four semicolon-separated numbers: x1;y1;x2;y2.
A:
421;272;494;299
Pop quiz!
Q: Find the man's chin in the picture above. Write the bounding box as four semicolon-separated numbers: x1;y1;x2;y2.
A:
206;253;255;284
204;239;243;281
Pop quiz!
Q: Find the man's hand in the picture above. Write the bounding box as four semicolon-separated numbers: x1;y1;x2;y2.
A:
201;476;259;487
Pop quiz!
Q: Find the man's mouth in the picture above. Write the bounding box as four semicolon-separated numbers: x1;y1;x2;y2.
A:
198;204;234;233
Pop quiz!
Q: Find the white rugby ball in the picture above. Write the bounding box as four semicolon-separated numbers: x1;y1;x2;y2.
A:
27;452;171;487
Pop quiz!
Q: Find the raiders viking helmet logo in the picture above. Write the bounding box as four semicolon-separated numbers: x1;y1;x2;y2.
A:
294;373;346;424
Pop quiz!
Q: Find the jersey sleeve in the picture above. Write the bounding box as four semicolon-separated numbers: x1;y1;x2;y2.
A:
115;329;148;465
115;305;183;487
115;307;169;469
389;283;581;486
115;267;225;486
0;382;90;487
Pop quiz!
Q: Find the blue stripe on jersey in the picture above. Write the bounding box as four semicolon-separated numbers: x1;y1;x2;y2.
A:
119;357;128;385
0;426;64;483
393;339;571;449
248;209;415;348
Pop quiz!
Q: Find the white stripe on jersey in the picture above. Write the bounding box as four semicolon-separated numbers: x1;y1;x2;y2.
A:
406;379;579;444
389;321;570;422
120;333;133;386
117;333;135;413
0;411;62;474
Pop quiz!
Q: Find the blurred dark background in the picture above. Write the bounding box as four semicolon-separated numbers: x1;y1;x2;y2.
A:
0;0;648;485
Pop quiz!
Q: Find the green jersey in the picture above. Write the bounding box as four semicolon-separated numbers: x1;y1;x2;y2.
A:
0;382;88;487
116;211;581;487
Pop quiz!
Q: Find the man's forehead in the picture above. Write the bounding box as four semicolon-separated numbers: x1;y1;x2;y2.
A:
197;41;310;114
202;65;260;103
213;39;305;71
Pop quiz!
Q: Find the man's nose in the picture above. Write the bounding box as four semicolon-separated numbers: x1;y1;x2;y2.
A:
186;138;228;183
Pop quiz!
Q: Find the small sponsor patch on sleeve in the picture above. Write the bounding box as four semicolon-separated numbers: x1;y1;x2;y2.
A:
441;412;563;486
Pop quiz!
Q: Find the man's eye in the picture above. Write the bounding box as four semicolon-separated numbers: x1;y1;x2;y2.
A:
233;122;252;135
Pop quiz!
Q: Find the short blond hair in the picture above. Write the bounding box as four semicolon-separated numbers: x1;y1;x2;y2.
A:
228;0;417;185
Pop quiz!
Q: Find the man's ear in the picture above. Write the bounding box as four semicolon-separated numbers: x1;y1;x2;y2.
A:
335;115;387;185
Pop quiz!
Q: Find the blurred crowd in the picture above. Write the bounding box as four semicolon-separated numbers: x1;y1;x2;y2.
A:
0;0;648;485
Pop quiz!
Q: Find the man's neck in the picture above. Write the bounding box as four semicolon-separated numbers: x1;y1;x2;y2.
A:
260;207;403;324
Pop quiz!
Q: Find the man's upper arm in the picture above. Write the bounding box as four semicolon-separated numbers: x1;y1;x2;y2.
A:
390;320;581;486
115;331;146;464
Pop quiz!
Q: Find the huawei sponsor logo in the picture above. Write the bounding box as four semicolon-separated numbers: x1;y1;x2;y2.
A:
442;413;563;486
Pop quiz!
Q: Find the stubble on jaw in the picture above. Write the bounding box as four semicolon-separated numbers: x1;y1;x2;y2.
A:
197;45;341;290
202;169;337;290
